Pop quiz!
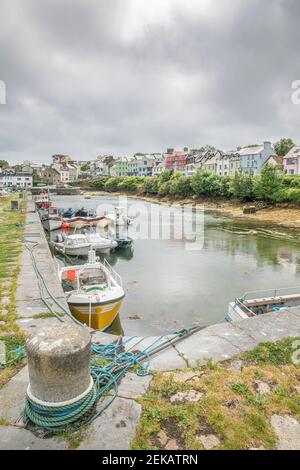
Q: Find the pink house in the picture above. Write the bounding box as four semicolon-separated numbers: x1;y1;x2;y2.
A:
164;148;189;171
283;146;300;174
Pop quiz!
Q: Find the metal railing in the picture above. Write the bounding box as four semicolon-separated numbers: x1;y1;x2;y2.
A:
234;298;258;316
103;258;123;288
242;286;300;301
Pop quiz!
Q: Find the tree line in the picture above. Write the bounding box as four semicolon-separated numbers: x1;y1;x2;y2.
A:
71;165;300;204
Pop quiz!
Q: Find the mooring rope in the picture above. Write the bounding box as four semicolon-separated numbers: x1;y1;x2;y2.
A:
21;327;202;431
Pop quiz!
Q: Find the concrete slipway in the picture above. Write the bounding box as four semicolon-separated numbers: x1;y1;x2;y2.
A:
1;199;300;449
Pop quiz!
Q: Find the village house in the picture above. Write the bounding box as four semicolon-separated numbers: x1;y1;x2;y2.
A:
115;157;129;177
238;142;274;175
163;148;189;172
93;155;115;176
52;163;70;183
201;150;223;174
152;161;164;176
217;151;240;176
127;155;156;177
0;169;33;188
282;146;300;174
51;155;78;181
40;165;61;185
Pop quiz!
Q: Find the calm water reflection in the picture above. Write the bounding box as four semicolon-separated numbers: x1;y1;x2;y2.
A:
50;195;300;335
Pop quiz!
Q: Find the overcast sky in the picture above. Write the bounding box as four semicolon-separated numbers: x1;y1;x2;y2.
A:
0;0;300;163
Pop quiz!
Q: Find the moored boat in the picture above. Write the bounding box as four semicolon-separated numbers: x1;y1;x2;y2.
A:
33;191;51;209
226;287;300;322
106;207;133;226
63;215;108;229
51;234;91;257
115;237;133;249
40;205;62;231
58;250;125;330
52;231;117;255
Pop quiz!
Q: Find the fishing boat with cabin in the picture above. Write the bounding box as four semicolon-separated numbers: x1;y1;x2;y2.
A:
58;250;125;330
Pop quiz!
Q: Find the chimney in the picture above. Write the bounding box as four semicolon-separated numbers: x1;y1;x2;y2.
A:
263;141;272;149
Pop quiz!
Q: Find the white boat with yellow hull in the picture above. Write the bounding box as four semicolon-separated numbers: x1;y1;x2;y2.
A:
58;251;125;331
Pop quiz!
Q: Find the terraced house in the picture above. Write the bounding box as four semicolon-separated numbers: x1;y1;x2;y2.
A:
115;157;129;176
0;170;33;188
127;155;156;176
238;141;274;175
283;145;300;174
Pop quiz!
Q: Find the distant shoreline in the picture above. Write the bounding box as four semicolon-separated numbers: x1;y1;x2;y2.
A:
81;190;300;230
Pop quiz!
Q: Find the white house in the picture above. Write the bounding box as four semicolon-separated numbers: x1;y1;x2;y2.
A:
238;142;274;175
0;170;33;188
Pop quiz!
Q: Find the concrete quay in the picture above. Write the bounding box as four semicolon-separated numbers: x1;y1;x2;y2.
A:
1;198;300;449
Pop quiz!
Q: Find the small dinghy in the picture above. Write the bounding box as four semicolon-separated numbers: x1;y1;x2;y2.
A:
116;237;133;249
58;250;125;330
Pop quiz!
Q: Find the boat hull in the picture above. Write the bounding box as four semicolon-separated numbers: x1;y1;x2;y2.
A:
68;297;124;330
42;218;62;231
52;242;91;257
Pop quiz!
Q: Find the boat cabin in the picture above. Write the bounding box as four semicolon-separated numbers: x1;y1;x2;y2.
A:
61;264;110;293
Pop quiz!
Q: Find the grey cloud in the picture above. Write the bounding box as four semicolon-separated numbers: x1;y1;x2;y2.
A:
0;0;299;163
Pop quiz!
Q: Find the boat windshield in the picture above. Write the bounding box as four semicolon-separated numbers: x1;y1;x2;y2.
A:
61;266;109;293
66;237;86;246
79;268;108;287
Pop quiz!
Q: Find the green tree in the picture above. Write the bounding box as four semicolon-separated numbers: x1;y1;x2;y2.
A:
191;171;223;197
140;176;159;195
254;164;282;202
158;169;173;184
169;176;192;197
230;171;255;201
32;169;42;186
158;180;171;197
0;160;9;169
118;176;143;192
274;138;294;156
104;177;121;192
80;162;91;172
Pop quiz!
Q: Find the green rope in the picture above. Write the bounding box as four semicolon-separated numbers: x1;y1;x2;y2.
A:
24;385;97;431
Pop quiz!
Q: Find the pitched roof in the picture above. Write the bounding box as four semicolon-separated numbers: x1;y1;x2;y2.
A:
238;145;264;156
266;155;283;165
285;146;300;158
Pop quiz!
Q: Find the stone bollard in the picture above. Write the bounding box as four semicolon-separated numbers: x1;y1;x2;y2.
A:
243;205;256;214
11;200;19;210
26;324;92;403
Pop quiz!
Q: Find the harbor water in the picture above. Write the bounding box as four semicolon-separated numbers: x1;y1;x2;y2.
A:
50;194;300;336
